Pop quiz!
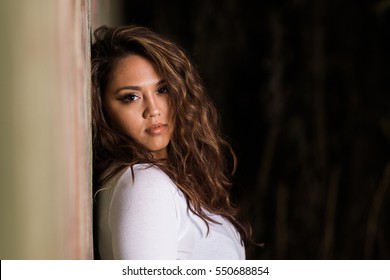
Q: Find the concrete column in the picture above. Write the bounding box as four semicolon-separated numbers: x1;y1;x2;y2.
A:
0;0;92;259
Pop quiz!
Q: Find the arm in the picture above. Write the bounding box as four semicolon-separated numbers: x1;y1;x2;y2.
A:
109;166;178;259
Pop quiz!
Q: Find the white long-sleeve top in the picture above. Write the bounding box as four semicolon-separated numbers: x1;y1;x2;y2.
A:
96;164;245;259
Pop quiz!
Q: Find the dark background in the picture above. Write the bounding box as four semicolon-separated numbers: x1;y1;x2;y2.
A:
117;0;390;259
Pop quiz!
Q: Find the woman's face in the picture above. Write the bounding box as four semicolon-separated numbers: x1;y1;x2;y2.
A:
104;55;174;159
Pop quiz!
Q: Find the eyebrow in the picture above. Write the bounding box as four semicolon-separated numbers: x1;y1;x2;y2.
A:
114;79;166;95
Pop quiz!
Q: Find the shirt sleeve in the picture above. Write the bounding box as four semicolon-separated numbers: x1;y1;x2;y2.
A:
108;165;178;259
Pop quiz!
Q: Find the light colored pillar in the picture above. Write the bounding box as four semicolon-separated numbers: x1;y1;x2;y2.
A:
0;0;92;259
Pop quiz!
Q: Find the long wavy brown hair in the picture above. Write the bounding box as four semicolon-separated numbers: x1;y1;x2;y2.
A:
91;25;252;245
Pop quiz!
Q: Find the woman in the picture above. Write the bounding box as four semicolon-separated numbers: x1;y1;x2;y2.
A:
91;25;251;259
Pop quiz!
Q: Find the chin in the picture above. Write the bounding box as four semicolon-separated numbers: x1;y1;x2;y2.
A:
147;145;169;159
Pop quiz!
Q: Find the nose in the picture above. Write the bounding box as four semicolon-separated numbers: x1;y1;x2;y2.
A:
143;95;161;119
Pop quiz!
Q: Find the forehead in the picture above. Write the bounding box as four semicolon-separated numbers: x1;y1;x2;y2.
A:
109;55;160;83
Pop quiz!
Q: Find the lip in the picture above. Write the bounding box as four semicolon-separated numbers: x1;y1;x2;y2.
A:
145;123;167;135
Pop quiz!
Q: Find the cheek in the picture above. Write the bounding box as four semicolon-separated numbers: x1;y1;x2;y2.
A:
106;107;138;134
165;98;175;121
121;115;141;135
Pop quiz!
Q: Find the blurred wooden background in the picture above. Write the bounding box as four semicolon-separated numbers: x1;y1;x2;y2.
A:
116;0;390;259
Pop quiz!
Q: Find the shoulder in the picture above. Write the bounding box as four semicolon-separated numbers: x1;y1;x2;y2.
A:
132;164;175;184
104;164;182;259
120;163;175;187
113;164;179;201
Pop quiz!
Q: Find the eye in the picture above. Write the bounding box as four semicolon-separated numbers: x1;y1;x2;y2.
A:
157;87;169;95
117;93;140;103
